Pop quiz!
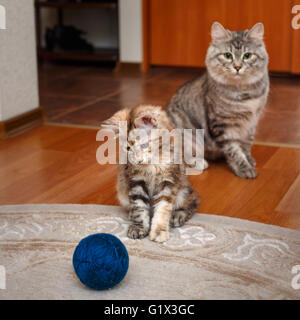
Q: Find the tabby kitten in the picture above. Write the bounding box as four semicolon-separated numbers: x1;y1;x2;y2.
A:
102;105;198;243
166;22;269;178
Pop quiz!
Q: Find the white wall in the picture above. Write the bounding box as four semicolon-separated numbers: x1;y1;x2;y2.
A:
0;1;142;122
0;0;39;121
119;0;142;63
0;4;6;29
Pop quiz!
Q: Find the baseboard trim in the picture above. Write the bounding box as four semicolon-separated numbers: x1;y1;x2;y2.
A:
254;140;300;149
45;121;99;130
0;106;45;140
114;62;142;73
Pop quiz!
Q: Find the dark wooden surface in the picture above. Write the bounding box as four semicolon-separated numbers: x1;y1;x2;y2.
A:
35;1;119;63
38;48;119;63
35;1;117;9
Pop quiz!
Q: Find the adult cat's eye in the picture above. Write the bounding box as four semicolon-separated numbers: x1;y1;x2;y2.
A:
243;52;252;60
224;52;233;59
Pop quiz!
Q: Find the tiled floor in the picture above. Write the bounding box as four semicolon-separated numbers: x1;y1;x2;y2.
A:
39;62;300;145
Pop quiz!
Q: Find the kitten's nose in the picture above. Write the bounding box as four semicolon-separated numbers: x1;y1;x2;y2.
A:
234;65;241;72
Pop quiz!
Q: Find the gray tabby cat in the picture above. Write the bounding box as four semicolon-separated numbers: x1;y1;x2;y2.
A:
166;22;269;178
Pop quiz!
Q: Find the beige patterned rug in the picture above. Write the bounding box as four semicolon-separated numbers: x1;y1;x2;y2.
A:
0;204;299;300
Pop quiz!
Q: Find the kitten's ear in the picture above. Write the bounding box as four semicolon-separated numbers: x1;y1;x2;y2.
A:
211;22;231;43
246;22;264;41
134;114;157;132
101;108;130;135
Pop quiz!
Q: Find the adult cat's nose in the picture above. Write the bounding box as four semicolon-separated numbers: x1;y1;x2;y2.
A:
234;65;241;72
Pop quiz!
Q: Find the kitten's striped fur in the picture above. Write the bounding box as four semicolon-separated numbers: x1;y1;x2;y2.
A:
166;22;269;178
102;105;199;242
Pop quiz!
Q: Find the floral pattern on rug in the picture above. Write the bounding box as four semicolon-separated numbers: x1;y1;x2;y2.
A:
0;205;299;300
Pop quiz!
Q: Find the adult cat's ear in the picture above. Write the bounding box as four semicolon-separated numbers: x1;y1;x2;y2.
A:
246;22;264;41
101;108;130;135
134;114;157;132
211;22;231;43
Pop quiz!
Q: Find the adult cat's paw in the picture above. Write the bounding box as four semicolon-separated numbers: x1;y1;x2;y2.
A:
127;225;149;239
149;229;169;243
234;166;258;179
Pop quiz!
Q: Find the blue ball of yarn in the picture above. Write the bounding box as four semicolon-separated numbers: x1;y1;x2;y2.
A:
73;233;129;290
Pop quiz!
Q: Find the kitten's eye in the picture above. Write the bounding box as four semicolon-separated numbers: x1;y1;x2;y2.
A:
224;52;233;59
243;52;252;60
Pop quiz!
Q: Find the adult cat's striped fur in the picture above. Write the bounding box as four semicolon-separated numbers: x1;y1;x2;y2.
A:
166;22;269;178
102;105;198;242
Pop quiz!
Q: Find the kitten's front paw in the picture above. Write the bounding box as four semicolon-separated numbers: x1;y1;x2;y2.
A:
127;225;149;239
234;166;258;179
246;155;256;168
149;229;169;243
170;210;187;228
